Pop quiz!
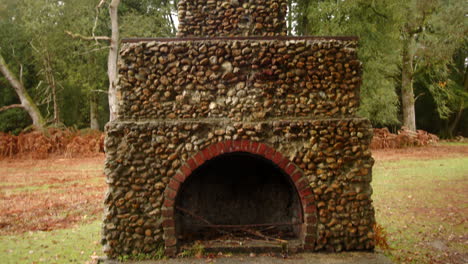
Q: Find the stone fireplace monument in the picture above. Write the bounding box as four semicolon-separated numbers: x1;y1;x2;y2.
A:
103;0;375;259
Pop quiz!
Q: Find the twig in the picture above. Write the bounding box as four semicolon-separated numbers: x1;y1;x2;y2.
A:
0;104;23;112
65;31;110;41
29;41;41;54
91;89;109;94
415;92;425;102
97;0;107;8
19;64;23;85
259;225;277;232
193;222;301;228
239;227;288;244
93;0;108;44
176;206;229;235
175;206;288;244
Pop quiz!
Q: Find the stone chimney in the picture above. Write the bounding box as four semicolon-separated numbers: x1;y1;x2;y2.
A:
177;0;288;37
102;0;376;260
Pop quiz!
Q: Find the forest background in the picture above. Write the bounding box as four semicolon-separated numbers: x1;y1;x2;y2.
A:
1;0;467;138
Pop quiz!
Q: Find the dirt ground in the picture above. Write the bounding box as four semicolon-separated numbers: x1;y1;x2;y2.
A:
0;144;467;264
372;144;468;264
1;144;466;235
371;144;468;161
0;155;106;235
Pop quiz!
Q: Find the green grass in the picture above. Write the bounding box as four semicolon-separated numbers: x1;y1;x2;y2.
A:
1;176;103;195
373;157;468;263
2;184;59;194
0;221;101;264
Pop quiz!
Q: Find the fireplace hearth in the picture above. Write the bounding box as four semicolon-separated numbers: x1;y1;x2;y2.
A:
103;0;375;259
175;152;303;244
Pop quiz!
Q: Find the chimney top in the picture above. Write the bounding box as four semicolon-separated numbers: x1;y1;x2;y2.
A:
177;0;288;37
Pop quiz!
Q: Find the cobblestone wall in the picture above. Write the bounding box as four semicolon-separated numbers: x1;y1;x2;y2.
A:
103;0;375;259
118;38;361;121
103;37;375;258
177;0;288;37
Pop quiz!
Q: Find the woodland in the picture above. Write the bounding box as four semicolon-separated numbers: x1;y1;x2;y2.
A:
0;2;467;263
0;0;467;138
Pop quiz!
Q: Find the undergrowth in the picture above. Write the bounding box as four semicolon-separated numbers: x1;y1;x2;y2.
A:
374;223;390;250
0;128;103;159
117;245;165;261
178;242;205;258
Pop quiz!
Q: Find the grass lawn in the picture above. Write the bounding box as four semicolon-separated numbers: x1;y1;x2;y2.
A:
0;221;101;264
0;156;105;264
373;156;467;264
0;145;466;263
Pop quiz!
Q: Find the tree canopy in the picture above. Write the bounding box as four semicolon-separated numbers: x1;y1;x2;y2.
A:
1;0;466;137
291;0;467;135
0;0;173;132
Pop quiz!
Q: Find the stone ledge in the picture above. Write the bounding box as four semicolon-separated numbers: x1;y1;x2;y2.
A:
98;252;392;264
106;117;371;126
122;36;359;43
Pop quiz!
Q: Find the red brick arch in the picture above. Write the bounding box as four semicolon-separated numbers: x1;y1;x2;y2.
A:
161;140;316;255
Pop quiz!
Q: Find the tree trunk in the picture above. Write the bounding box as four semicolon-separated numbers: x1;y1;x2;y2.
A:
107;0;120;122
0;53;46;130
287;0;293;35
298;0;310;36
90;93;100;130
448;107;464;137
401;37;417;131
44;51;60;125
165;0;177;35
300;15;309;36
448;62;468;136
0;104;23;112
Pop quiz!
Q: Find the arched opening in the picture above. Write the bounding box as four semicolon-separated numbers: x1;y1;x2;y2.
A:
174;151;303;250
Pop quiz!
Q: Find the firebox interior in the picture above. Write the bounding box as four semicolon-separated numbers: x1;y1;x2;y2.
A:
175;152;303;244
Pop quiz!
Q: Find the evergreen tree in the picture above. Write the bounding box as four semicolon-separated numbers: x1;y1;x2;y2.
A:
305;0;401;126
303;0;466;132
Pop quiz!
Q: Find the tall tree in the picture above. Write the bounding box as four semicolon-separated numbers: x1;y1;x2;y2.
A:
291;0;312;35
0;0;47;130
306;0;401;126
446;45;468;136
305;0;466;131
417;42;468;137
107;0;120;122
20;0;68;126
1;0;175;132
67;0;176;122
395;0;465;131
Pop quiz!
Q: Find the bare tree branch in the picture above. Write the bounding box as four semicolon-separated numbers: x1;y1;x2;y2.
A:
97;0;107;9
92;13;101;44
65;30;111;41
0;104;24;112
0;52;45;129
414;92;425;102
93;0;108;44
65;0;120;122
19;64;23;85
91;89;109;94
